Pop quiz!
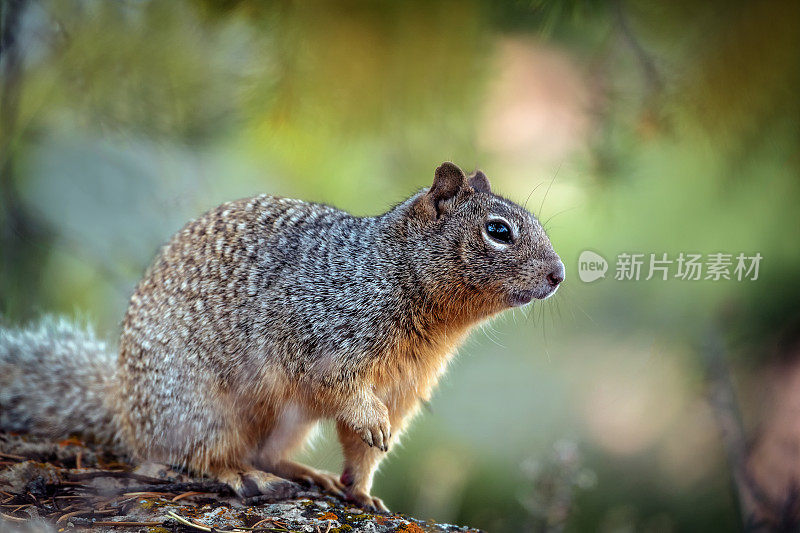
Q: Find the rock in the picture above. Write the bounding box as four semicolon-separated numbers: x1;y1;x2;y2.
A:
0;433;482;532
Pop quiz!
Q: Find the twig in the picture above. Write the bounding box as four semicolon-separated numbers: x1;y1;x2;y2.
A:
166;511;224;532
252;517;285;529
1;504;32;512
249;517;289;530
56;508;115;523
122;491;173;498
117;481;230;495
55;510;86;523
171;491;208;501
66;471;169;483
54;502;83;513
167;510;292;532
0;511;27;522
90;520;162;527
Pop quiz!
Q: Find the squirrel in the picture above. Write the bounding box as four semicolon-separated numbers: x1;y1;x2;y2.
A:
0;162;564;511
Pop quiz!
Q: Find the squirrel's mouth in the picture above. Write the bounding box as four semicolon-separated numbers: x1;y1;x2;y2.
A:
508;260;565;306
508;285;559;307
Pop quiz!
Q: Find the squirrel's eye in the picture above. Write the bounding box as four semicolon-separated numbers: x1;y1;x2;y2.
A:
485;220;512;244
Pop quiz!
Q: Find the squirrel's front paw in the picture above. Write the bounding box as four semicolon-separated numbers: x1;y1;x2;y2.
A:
343;396;391;451
356;418;391;451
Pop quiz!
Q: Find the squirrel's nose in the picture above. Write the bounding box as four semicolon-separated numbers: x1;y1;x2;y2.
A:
546;260;565;287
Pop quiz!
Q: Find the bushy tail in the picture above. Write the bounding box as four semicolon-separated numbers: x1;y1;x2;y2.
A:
0;318;118;444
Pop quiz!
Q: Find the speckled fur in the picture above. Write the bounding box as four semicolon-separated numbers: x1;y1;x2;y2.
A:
0;163;562;510
0;318;116;445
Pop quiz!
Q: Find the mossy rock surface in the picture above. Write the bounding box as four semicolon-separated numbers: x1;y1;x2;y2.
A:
0;433;482;532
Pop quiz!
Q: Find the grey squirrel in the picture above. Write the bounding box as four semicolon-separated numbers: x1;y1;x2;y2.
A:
0;162;564;511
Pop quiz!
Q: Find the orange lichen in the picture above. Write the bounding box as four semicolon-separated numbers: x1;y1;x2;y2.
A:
397;524;425;533
318;511;339;521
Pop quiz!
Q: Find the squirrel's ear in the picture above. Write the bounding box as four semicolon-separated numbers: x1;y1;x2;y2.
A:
468;170;491;193
413;162;468;219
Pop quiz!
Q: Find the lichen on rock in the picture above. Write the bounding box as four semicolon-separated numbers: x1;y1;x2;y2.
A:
0;433;482;532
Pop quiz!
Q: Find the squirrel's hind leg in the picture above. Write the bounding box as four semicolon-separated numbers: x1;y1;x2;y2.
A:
184;442;300;499
178;422;301;500
269;459;346;497
216;468;300;499
254;403;345;497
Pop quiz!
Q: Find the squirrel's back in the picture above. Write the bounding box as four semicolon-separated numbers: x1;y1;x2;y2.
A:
114;194;414;465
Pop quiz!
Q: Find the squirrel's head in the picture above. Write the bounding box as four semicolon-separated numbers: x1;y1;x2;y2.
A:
407;162;565;315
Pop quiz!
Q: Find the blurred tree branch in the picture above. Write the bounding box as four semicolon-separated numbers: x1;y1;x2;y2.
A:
0;0;51;320
1;0;24;169
611;0;663;98
704;329;800;531
610;0;671;136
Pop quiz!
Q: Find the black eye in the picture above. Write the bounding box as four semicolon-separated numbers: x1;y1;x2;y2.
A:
485;220;512;243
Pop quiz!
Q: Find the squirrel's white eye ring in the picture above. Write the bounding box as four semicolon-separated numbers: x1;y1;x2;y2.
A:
485;219;513;245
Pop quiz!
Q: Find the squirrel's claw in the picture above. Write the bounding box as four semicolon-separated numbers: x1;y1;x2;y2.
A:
219;470;300;500
358;422;391;452
341;392;391;451
347;489;390;514
299;471;346;498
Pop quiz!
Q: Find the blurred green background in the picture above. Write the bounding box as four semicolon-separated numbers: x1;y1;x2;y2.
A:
2;0;799;531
